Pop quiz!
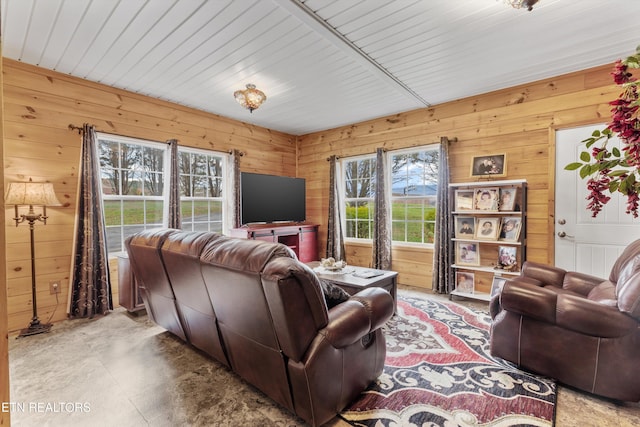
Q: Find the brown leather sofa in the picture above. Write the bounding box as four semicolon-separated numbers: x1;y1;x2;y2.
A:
125;229;394;426
489;239;640;402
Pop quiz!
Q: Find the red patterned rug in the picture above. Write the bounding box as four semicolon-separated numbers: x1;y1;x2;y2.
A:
340;294;556;426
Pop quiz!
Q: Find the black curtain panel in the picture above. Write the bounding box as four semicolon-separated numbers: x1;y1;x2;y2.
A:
432;137;453;294
69;124;112;318
167;139;181;229
326;155;346;261
372;148;392;270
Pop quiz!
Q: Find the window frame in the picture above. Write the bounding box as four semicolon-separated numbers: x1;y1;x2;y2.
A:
388;144;439;248
177;146;228;235
97;133;230;255
339;144;440;248
342;154;377;242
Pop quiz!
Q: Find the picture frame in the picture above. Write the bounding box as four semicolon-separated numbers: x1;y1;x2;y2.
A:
497;246;518;270
499;187;517;211
498;217;522;241
470;154;507;177
456;271;475;294
455;216;475;238
474;217;500;240
455;190;474;211
455;241;480;266
473;187;499;211
490;276;507;298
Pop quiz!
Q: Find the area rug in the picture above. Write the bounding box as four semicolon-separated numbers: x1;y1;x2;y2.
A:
340;294;556;426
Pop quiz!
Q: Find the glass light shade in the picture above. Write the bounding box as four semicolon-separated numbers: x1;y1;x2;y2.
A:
234;84;267;112
5;182;62;206
505;0;539;11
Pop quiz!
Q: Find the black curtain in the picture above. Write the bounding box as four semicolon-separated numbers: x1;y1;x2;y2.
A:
167;139;181;229
432;137;454;293
326;155;346;261
230;149;242;228
68;124;112;318
372;148;392;270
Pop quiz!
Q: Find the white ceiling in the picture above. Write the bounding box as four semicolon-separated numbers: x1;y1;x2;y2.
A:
2;0;639;135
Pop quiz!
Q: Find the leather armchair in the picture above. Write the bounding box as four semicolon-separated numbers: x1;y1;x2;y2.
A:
490;239;640;402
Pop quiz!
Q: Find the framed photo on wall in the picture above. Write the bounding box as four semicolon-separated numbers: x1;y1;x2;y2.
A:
473;187;499;211
455;190;474;211
499;188;517;211
498;217;522;241
470;154;507;177
456;241;480;266
455;216;475;238
490;276;507;297
497;246;518;269
474;217;500;240
456;271;475;294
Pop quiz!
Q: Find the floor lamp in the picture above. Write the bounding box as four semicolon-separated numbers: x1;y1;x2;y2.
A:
5;179;62;337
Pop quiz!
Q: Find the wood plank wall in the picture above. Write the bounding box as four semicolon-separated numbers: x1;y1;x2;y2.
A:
2;59;297;332
1;40;11;427
297;64;618;289
2;58;619;332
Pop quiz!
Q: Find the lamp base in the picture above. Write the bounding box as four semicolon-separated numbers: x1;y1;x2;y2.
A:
17;319;52;338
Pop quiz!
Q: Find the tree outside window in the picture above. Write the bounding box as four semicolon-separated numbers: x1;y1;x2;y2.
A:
390;148;439;244
98;135;227;253
344;156;376;239
341;145;439;245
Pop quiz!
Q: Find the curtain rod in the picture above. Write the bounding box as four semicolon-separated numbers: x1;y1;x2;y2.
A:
325;136;457;160
69;123;244;156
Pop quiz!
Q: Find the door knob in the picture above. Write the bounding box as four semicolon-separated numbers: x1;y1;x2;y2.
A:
557;231;574;238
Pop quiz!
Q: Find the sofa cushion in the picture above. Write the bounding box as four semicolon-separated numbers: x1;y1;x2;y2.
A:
586;281;618;307
609;239;640;283
319;279;350;309
617;271;640;319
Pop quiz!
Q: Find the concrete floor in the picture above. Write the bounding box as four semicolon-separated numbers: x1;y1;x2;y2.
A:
7;287;640;427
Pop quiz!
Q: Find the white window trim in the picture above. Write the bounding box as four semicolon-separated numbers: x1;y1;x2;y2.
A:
176;145;230;234
339;144;440;248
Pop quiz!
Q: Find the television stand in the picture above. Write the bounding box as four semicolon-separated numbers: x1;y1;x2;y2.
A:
229;223;318;263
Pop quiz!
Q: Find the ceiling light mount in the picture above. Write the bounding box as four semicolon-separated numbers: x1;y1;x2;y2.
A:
234;84;267;113
505;0;539;11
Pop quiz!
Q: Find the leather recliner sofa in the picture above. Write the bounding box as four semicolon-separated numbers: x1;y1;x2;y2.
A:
489;239;640;402
125;229;394;426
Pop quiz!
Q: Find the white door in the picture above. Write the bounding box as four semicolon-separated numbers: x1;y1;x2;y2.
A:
555;124;640;277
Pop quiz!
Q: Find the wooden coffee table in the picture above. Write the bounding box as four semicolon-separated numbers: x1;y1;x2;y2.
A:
309;262;398;313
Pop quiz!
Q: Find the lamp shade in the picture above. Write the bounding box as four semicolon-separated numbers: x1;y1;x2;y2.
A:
5;182;62;206
234;84;267;112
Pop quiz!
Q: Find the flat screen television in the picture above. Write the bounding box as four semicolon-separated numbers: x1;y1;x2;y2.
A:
240;172;306;224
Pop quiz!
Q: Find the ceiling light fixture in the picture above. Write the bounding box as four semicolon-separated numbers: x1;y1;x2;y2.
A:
505;0;539;11
234;84;267;113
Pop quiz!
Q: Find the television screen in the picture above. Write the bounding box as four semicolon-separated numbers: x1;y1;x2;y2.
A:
240;172;306;224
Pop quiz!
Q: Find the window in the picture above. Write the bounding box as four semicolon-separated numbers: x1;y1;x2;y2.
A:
390;147;439;245
178;148;226;233
99;134;166;253
341;145;439;245
98;134;227;253
343;156;376;239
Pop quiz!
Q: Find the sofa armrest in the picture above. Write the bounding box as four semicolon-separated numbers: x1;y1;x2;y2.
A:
490;275;545;319
556;294;638;337
500;280;559;323
350;287;394;330
562;271;604;296
521;261;567;288
321;289;394;348
500;281;638;337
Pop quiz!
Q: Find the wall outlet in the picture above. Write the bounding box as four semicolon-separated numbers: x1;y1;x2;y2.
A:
49;280;61;294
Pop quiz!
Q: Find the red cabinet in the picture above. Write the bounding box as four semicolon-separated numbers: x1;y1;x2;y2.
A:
230;223;318;263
